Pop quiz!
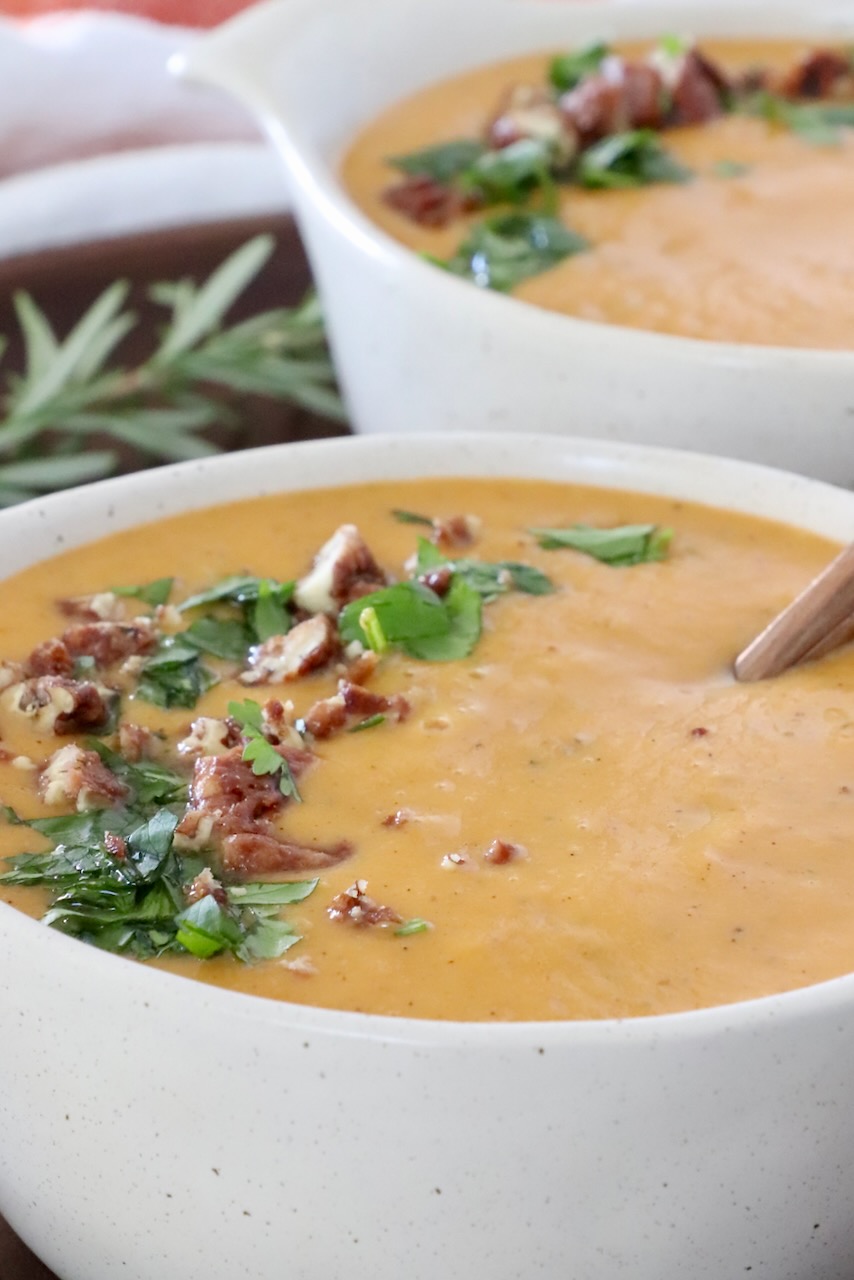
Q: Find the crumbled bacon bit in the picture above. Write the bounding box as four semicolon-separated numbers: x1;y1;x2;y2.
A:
241;614;338;686
294;524;389;615
304;681;411;740
327;879;402;927
104;833;128;860
61;618;157;668
40;744;128;811
184;867;227;905
4;675;115;734
778;49;854;100
382;174;481;228
24;637;74;678
484;838;525;865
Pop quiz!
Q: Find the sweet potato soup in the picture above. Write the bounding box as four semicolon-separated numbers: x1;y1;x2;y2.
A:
342;38;854;348
1;477;854;1021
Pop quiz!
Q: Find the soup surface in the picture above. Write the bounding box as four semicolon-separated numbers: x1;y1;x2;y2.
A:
342;38;854;348
1;477;853;1021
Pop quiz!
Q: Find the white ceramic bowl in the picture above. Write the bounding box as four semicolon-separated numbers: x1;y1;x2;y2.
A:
2;433;854;1280
177;0;854;485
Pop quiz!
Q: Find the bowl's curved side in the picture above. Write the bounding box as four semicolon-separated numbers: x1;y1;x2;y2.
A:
179;0;854;483
2;435;854;1277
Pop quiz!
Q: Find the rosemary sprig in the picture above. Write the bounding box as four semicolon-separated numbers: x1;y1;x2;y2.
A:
0;234;344;507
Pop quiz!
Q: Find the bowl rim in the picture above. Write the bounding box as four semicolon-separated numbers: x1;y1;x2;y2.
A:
3;430;854;1045
179;0;854;369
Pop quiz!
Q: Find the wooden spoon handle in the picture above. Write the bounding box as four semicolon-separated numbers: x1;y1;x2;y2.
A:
735;541;854;682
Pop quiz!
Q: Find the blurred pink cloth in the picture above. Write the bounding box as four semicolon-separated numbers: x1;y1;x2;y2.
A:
0;11;260;178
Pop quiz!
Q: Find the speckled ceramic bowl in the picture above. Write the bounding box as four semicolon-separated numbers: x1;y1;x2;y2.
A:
177;0;854;485
1;433;854;1280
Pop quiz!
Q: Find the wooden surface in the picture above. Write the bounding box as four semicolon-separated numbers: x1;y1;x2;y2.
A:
0;210;344;1280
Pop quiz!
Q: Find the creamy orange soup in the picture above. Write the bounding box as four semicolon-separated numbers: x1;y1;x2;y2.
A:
342;39;854;348
1;478;854;1021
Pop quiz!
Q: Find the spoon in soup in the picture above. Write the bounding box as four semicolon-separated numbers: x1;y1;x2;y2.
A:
735;541;854;681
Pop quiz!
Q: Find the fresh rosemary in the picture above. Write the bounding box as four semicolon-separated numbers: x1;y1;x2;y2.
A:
0;234;344;507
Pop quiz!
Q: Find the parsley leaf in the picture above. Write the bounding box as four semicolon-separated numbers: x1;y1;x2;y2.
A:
136;636;217;709
391;508;433;527
112;577;174;608
438;212;588;291
578;130;692;189
462;138;559;210
414;538;554;602
745;92;854;145
86;740;187;807
179;574;295;615
227;698;302;801
395;917;431;937
529;523;673;565
387;138;486;184
549;41;610;92
349;713;386;732
183;615;253;662
712;158;751;178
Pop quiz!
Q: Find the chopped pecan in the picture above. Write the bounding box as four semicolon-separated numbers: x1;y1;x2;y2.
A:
294;524;389;615
241;614;338;686
342;648;380;686
39;743;128;811
484;838;526;865
430;513;481;551
417;565;453;598
668;49;729;125
382;174;480;228
778;48;854;100
118;722;164;763
303;681;410;740
0;661;23;693
3;675;115;734
560;56;665;143
61;618;157;667
221;833;353;877
24;637;74;678
184;867;228;906
57;592;123;622
104;832;128;860
177;716;243;758
327;879;402;926
486;83;578;162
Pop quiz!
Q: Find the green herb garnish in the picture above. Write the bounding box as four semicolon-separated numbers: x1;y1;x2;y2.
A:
183;616;254;662
549;41;610;92
462;138;559;211
0;806;317;961
349;713;386;732
112;577;174;608
391;508;434;527
438;212;588;291
414;538;553;602
227;698;302;802
578;130;692;189
712;158;751;179
339;578;483;662
395;918;431;937
745;92;854;145
135;636;217;709
388;138;486;184
529;523;673;565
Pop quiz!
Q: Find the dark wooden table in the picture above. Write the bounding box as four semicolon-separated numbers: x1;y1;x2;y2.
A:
0;208;344;1280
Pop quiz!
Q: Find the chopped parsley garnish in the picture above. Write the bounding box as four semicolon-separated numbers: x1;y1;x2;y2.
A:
135;636;217;709
0;806;317;962
227;698;302;802
112;577;174;608
578;130;692;189
183;616;253;662
391;508;434;527
388;138;486;184
395;917;431;937
462;138;559;210
549;41;610;92
339;578;483;662
712;158;751;179
414;538;554;603
529;523;673;566
179;574;295;645
745;92;854;145
438;212;588;292
88;740;187;807
349;713;386;733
